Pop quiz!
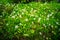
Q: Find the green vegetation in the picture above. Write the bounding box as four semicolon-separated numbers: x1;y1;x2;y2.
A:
0;0;60;40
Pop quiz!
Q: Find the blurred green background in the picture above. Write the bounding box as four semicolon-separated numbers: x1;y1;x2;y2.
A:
0;0;60;40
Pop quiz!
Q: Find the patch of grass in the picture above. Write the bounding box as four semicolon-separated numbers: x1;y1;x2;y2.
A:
0;2;60;40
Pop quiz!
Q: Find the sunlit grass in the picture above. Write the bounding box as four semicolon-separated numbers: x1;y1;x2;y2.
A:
0;2;60;40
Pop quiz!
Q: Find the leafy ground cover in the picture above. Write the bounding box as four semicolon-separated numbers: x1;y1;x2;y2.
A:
0;2;60;40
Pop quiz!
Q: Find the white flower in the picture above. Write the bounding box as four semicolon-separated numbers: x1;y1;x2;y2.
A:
38;18;41;22
22;8;26;12
25;18;29;22
56;22;59;25
22;12;24;15
24;34;29;36
44;2;47;5
49;24;51;26
12;16;15;18
13;11;15;14
19;23;22;25
15;25;19;28
0;15;2;17
46;18;49;20
52;31;54;33
50;14;53;16
19;15;22;18
52;31;56;35
51;12;54;14
47;13;53;18
47;14;50;18
43;24;46;27
39;32;42;35
34;10;37;13
43;35;45;38
51;25;53;28
6;23;9;26
43;24;45;26
30;14;34;17
32;21;34;24
46;37;48;40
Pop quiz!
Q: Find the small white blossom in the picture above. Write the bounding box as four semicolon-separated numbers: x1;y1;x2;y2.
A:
25;18;29;22
46;37;48;40
56;22;59;25
6;23;9;26
30;14;34;17
44;2;47;5
49;24;51;26
15;25;19;28
47;13;53;18
32;21;34;24
43;24;46;27
24;34;29;36
22;8;26;12
50;14;53;16
51;12;54;14
47;14;50;18
52;31;56;35
0;15;2;17
43;35;45;38
19;15;22;18
12;16;15;18
19;23;22;25
39;32;42;35
22;12;24;15
34;10;37;13
43;24;45;26
51;25;53;28
38;18;41;22
13;11;15;14
46;18;49;20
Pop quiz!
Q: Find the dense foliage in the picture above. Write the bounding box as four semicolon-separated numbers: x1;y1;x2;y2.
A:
0;0;60;40
0;0;59;4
